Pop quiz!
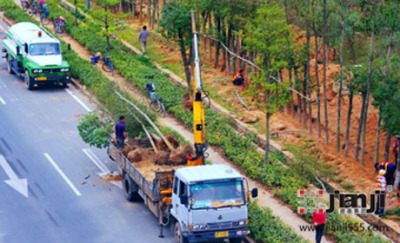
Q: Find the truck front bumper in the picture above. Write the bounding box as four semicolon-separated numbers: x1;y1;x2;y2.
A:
31;75;70;86
184;228;249;242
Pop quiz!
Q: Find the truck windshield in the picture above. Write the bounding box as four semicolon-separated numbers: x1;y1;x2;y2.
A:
29;43;60;56
190;180;245;209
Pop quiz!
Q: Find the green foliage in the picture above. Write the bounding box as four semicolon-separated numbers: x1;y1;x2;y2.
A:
77;112;112;148
159;0;192;47
386;207;400;216
2;0;389;241
248;201;307;243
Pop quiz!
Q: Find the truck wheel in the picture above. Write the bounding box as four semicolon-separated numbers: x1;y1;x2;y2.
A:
229;237;242;243
24;70;33;90
123;173;140;202
174;222;188;243
6;59;14;74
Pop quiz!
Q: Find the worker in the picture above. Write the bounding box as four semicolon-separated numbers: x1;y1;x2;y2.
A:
375;161;396;189
312;204;326;243
375;170;386;217
232;69;244;87
91;52;101;65
393;135;400;163
115;116;127;149
139;25;149;55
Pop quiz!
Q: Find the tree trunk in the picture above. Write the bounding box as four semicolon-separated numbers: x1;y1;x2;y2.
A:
156;0;159;28
208;12;212;62
314;32;321;138
202;12;207;56
294;68;302;123
280;70;288;114
289;67;294;119
384;132;392;162
354;92;366;161
151;0;155;29
265;111;270;164
178;33;191;89
302;65;307;129
337;1;345;152
306;1;312;133
226;25;232;76
344;87;353;156
139;0;143;24
374;115;382;164
360;0;378;166
214;16;221;68
322;0;329;145
147;0;151;27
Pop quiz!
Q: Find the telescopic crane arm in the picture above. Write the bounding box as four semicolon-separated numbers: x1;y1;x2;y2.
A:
187;10;207;166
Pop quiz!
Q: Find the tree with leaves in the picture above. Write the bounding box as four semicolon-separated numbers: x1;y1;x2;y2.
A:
243;2;290;163
159;0;193;88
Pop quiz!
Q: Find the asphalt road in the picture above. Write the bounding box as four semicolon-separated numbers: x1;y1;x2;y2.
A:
0;26;173;243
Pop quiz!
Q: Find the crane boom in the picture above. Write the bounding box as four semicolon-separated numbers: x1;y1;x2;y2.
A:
187;10;207;166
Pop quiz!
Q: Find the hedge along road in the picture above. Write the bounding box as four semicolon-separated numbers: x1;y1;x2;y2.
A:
15;6;334;242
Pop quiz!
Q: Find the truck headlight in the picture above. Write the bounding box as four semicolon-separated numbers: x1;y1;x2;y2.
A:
190;224;207;230
60;68;69;72
233;220;247;226
33;69;43;73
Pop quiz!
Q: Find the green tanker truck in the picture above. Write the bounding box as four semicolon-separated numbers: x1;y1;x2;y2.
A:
1;22;70;90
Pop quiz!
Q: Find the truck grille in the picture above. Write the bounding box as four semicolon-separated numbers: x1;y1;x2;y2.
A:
42;69;62;73
206;222;233;230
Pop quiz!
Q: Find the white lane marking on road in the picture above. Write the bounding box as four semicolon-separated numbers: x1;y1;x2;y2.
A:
65;89;91;112
0;155;28;198
82;149;122;189
0;97;5;105
44;153;82;196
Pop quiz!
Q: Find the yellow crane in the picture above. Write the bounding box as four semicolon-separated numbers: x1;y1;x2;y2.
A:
187;10;207;166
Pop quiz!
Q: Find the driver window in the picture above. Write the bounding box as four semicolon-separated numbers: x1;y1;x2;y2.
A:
179;181;186;197
173;177;178;195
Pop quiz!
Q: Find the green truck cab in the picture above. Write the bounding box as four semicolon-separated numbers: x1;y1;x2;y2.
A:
1;22;70;90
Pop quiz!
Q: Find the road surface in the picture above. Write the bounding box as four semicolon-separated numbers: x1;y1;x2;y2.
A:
0;25;173;243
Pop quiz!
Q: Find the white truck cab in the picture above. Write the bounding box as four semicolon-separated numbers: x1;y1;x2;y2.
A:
171;164;257;243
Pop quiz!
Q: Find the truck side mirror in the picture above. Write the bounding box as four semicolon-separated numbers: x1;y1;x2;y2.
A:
24;43;28;53
251;188;258;198
16;46;20;56
67;44;71;51
180;195;188;206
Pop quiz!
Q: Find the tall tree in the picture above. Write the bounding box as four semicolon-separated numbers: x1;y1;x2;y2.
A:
322;0;329;144
373;0;400;164
159;1;193;88
243;2;290;163
360;0;379;165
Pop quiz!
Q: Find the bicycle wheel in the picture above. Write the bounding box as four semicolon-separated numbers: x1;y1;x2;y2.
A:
150;100;161;112
57;27;66;37
160;102;166;117
102;62;112;72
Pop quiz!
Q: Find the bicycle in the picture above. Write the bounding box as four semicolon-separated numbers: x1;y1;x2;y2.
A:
54;20;66;36
149;91;166;116
102;54;114;73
